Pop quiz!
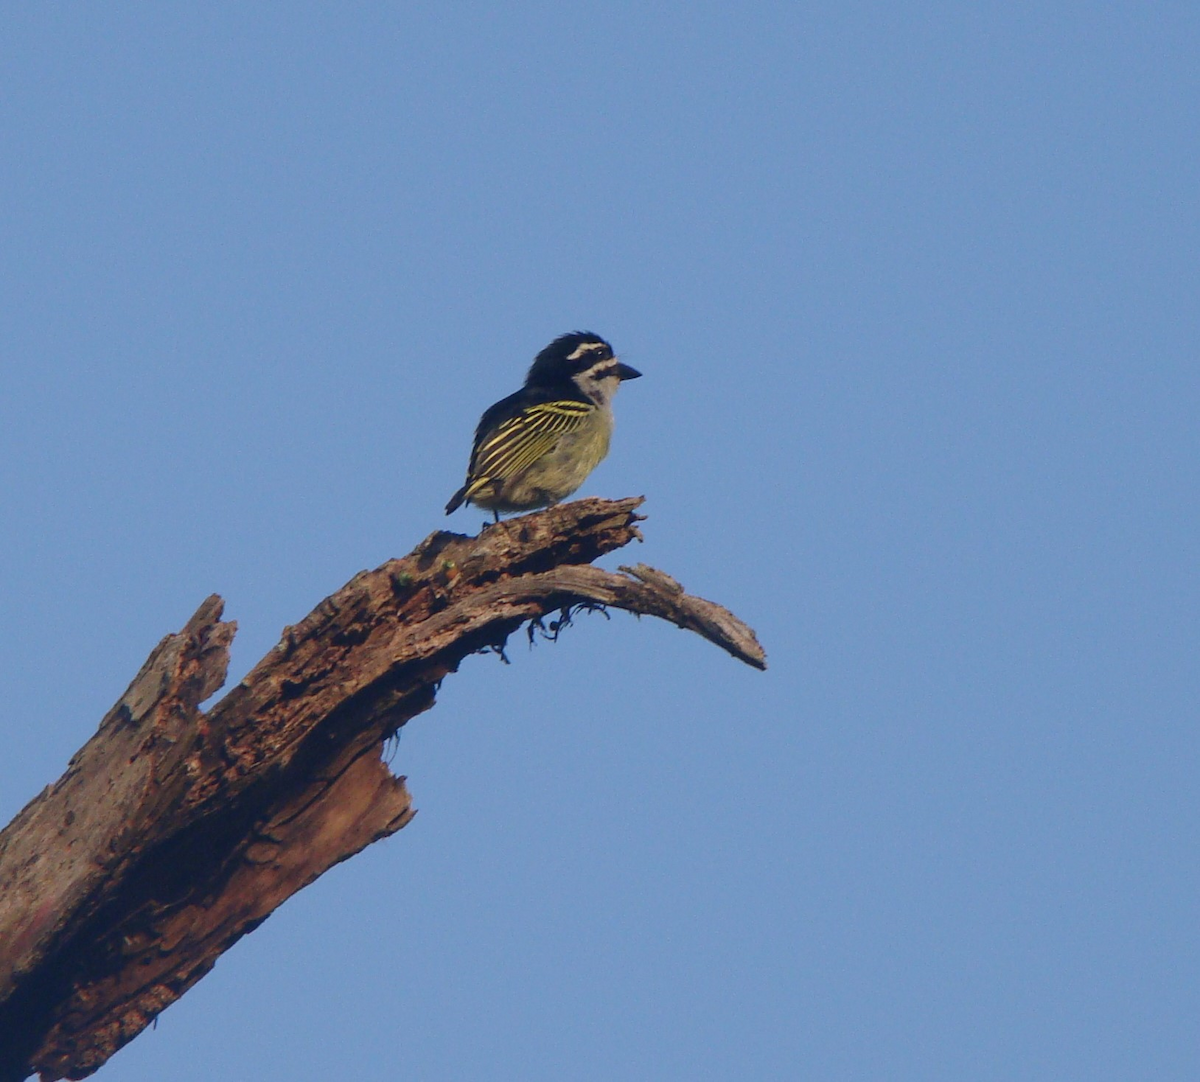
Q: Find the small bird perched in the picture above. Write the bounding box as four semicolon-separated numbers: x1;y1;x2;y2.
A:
445;331;642;519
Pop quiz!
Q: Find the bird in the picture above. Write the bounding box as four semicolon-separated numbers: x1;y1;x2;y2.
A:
445;331;642;519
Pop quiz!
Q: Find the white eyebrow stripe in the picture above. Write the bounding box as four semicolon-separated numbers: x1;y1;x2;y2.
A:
566;341;608;361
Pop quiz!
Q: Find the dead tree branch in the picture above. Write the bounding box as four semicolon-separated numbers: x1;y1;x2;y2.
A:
0;497;765;1081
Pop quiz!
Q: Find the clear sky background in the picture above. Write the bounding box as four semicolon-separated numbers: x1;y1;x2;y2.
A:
1;4;1197;1080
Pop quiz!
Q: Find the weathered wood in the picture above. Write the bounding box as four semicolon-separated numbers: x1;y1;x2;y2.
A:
0;498;764;1080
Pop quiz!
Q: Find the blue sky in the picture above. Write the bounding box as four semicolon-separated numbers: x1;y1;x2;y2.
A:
1;4;1197;1079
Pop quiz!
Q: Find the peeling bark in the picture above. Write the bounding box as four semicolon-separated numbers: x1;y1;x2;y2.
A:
0;498;765;1080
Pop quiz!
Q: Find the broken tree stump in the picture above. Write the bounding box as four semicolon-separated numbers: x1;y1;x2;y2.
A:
0;497;765;1081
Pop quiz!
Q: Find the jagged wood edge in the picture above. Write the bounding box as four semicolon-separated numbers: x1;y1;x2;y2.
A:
0;497;765;1081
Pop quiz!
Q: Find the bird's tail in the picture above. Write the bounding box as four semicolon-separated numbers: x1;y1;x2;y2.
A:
444;485;468;515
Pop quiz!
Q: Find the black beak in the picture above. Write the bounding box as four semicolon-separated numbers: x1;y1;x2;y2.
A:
615;362;642;381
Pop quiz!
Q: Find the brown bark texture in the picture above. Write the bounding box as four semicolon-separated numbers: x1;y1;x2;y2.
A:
0;498;765;1081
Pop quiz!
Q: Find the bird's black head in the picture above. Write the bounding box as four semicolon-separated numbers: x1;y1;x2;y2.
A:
525;331;641;388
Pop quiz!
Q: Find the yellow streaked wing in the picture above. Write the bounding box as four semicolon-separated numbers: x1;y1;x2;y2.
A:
470;400;594;482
